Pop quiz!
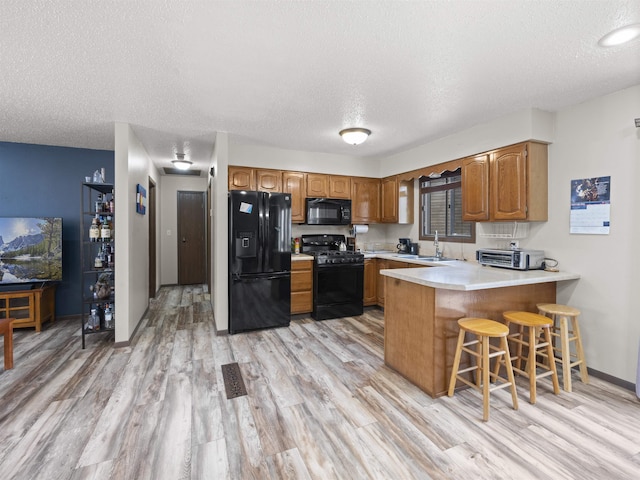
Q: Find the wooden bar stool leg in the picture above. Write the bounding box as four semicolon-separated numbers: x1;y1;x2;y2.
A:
571;316;590;384
559;315;572;392
543;326;560;394
501;336;519;411
448;329;466;397
482;336;490;421
515;324;524;371
526;325;537;404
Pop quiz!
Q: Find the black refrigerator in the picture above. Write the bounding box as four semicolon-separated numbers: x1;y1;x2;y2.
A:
228;190;292;334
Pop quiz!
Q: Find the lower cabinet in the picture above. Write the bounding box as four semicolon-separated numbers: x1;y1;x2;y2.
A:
291;259;313;314
376;259;427;307
363;258;377;306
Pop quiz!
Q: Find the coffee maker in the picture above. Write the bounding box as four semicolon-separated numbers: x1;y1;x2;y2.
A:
397;238;411;253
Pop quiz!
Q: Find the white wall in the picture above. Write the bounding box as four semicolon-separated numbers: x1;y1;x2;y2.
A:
211;133;229;332
114;123;161;343
229;142;381;177
531;85;640;383
159;175;208;285
378;108;556;178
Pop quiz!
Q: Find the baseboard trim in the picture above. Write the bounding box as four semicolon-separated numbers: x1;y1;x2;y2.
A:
588;367;635;392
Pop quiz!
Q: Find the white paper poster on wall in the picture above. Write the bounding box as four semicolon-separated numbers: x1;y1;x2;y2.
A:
570;176;611;234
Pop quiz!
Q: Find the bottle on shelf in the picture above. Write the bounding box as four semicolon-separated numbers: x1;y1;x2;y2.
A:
89;215;101;242
85;308;99;331
104;303;113;329
100;216;111;241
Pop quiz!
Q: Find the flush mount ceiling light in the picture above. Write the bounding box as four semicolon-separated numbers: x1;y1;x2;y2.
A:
339;128;371;145
598;23;640;47
172;153;192;170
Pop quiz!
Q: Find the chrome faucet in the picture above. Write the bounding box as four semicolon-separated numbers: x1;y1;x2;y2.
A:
434;230;442;259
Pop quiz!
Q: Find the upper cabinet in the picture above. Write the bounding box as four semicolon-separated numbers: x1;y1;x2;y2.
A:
306;174;350;199
381;176;398;223
381;176;414;224
282;171;306;223
351;177;380;224
328;175;351;199
306;173;329;197
256;168;282;192
462;141;548;222
228;166;255;191
461;154;490;221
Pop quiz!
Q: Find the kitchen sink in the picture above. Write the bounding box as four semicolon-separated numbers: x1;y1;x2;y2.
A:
418;255;455;261
393;254;455;261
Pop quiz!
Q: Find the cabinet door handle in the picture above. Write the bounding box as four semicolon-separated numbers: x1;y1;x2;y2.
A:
182;238;186;243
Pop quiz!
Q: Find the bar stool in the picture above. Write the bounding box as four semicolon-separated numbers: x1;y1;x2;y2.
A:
448;318;518;422
537;303;589;392
496;311;560;404
1;318;15;370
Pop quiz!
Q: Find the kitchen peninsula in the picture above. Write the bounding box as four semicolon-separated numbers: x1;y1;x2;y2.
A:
379;259;580;398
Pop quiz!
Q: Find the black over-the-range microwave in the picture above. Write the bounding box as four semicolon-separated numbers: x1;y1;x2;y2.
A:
305;198;351;225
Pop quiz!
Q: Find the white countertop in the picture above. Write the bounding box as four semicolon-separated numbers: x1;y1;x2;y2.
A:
291;253;314;261
377;255;580;291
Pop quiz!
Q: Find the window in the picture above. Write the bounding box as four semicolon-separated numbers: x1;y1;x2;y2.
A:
419;169;475;242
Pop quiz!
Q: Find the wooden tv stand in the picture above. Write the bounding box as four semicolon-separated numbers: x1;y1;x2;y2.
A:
0;284;57;332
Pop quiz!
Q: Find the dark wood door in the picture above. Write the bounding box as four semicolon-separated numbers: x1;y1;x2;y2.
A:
178;191;206;285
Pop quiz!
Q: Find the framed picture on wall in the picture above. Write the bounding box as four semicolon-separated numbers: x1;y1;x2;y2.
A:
136;184;146;215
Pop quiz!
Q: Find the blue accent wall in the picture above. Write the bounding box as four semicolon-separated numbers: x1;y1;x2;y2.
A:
0;141;114;316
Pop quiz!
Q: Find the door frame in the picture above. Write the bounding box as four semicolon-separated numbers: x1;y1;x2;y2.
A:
148;177;157;298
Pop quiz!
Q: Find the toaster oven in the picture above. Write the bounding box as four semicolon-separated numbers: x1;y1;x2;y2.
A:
476;248;545;270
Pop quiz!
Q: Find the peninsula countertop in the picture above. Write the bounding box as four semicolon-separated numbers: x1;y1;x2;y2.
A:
378;257;579;291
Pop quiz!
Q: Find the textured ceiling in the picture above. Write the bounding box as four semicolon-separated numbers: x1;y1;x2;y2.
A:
1;1;639;174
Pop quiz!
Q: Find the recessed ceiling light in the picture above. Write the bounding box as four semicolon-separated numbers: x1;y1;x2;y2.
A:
339;128;371;145
172;153;192;170
598;23;640;47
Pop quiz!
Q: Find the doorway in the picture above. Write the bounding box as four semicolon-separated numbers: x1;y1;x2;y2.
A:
177;190;206;285
148;178;157;298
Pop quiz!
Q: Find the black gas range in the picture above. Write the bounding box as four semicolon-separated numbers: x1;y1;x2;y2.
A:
301;234;364;320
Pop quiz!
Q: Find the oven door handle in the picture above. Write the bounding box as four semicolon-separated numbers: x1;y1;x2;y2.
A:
316;263;364;269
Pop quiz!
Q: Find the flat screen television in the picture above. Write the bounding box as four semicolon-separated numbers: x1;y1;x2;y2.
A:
0;217;62;285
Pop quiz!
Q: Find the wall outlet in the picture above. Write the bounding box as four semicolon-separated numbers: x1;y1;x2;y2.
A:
509;240;519;249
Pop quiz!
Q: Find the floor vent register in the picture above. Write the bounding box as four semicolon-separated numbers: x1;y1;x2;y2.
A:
221;362;248;399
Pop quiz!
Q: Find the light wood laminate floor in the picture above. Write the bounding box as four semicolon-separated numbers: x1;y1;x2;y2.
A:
1;285;639;479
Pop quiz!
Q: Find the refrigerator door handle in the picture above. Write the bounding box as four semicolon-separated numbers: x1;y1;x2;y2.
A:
263;193;271;272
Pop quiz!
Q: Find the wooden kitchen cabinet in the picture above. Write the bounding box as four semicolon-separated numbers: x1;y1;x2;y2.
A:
381;176;398;223
228;166;256;191
376;259;427;307
256;168;282;192
363;258;377;306
282;171;306;223
306;173;329;197
381;176;414;224
351;177;380;224
328;175;351;199
291;259;313;314
462;141;548;222
461;154;490;221
376;259;388;306
306;173;350;199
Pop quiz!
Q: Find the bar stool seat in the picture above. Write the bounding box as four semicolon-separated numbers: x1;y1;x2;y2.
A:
1;318;15;370
537;303;589;392
496;311;560;404
448;318;518;422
